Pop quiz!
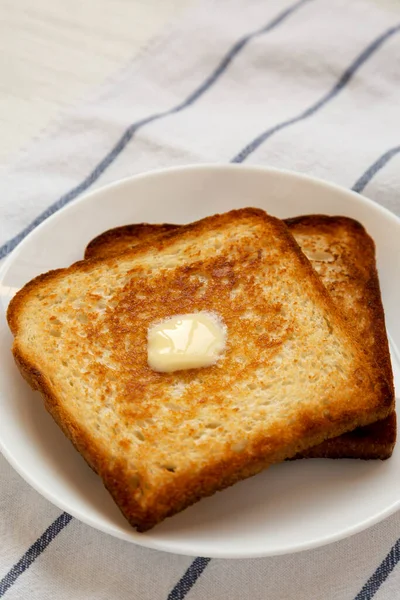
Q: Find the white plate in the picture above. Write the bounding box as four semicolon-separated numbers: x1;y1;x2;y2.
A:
1;165;400;559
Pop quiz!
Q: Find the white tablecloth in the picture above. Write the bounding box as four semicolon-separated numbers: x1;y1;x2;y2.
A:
1;0;400;598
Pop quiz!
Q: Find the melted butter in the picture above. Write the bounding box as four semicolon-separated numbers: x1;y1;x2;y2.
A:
147;312;226;373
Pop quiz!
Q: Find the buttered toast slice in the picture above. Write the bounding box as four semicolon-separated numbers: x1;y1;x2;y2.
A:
8;209;392;531
85;216;396;460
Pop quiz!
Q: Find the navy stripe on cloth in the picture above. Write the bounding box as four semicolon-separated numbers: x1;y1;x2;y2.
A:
0;512;72;598
167;557;211;600
353;538;400;600
0;0;310;261
231;24;400;163
352;145;400;193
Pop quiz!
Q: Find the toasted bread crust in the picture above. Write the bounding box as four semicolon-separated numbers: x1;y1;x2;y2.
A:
85;223;178;260
84;215;396;460
295;414;396;459
12;345;103;475
8;209;393;530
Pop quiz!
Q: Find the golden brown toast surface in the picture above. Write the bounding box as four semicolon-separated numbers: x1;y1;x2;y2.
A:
8;209;392;530
85;215;396;460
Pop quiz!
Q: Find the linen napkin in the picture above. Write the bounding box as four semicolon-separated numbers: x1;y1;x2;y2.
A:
1;0;400;598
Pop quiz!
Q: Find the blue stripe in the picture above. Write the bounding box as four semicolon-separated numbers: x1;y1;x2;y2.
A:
353;537;400;600
0;0;309;261
352;145;400;193
167;557;211;600
232;24;400;163
0;512;72;597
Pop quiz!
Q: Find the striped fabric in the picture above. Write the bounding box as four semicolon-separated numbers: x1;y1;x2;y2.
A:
1;0;400;598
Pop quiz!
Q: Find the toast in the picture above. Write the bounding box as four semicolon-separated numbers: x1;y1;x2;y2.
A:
85;215;396;460
8;209;392;530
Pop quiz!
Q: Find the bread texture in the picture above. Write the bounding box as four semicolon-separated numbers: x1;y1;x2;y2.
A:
85;215;396;460
8;209;392;530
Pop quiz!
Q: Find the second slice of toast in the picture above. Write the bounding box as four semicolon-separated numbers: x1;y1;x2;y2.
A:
287;216;395;459
85;214;396;460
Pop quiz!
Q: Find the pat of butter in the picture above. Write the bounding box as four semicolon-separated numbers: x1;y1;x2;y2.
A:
147;312;226;373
